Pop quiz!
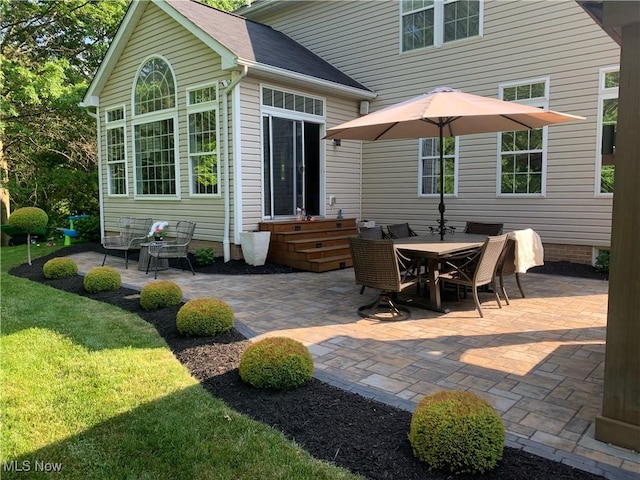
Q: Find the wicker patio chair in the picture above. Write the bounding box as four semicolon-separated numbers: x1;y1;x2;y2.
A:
102;217;153;269
386;223;418;239
496;237;526;305
146;220;197;279
348;237;419;321
440;234;508;317
358;225;387;239
464;221;504;235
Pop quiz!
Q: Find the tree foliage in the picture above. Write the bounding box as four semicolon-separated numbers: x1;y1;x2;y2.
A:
1;0;247;226
1;0;128;225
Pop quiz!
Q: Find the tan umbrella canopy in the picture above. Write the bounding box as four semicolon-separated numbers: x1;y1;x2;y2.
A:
325;87;584;239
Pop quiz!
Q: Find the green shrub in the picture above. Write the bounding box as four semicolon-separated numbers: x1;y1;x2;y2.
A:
43;257;78;279
409;390;504;474
176;298;234;337
140;280;183;310
83;266;121;293
195;247;215;266
8;207;48;233
595;250;610;273
74;216;101;242
239;337;314;390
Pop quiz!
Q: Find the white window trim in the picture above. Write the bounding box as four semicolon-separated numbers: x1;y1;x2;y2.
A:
131;112;181;200
595;65;619;198
399;0;484;54
417;136;459;198
186;82;220;197
260;84;326;121
497;77;550;198
131;55;180;200
131;54;178;120
104;105;128;197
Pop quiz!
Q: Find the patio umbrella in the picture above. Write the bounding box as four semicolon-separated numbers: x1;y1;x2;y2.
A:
325;87;584;239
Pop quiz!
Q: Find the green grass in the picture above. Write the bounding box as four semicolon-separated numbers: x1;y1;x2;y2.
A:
0;245;362;479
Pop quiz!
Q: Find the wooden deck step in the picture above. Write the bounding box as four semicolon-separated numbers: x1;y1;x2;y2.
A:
259;218;357;272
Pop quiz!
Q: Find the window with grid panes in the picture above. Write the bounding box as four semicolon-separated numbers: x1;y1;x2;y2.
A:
499;80;548;195
133;57;178;197
419;136;457;195
105;107;127;195
187;84;219;195
402;0;481;52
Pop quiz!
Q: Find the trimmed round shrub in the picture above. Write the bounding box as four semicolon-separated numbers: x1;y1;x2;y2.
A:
176;298;234;337
43;257;78;279
8;207;48;233
239;337;314;390
83;266;121;293
140;280;182;310
409;390;505;474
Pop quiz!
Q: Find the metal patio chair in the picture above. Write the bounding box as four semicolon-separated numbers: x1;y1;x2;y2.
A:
102;217;153;269
440;234;508;317
146;220;197;279
349;237;419;321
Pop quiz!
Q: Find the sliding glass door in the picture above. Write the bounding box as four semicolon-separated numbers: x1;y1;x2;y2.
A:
263;115;321;218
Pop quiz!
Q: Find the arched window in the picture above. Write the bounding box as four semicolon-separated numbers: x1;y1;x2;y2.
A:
134;57;176;115
132;56;178;197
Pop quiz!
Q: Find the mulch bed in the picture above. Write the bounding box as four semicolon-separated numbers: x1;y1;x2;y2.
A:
8;244;607;480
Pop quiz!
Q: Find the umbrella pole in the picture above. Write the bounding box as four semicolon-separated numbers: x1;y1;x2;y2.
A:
438;124;445;240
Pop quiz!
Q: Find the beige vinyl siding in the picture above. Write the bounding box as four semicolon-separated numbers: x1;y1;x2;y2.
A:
99;2;232;242
247;0;619;248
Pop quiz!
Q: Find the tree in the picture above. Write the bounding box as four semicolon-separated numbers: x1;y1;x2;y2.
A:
0;0;128;233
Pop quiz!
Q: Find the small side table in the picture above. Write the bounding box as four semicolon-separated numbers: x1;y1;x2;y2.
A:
138;242;169;272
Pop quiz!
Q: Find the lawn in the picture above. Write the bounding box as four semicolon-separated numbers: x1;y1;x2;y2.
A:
0;244;361;480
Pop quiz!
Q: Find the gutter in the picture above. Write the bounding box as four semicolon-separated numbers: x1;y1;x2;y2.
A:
221;65;248;262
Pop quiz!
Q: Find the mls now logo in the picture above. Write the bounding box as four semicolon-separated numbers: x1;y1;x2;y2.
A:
3;460;63;472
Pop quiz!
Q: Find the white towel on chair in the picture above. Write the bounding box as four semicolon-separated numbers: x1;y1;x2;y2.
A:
508;229;544;273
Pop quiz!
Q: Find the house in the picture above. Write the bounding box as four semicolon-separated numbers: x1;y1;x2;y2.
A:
82;0;620;267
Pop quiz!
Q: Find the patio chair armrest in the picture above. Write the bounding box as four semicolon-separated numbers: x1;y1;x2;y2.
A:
102;235;125;248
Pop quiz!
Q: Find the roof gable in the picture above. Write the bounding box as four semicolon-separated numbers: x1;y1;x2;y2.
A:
83;0;371;106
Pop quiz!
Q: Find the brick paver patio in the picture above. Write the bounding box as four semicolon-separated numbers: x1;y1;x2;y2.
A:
72;252;639;480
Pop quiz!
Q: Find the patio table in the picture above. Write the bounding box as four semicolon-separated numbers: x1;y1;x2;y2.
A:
393;233;487;312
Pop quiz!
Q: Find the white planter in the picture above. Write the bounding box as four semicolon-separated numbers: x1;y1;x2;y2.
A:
240;231;271;266
357;221;375;228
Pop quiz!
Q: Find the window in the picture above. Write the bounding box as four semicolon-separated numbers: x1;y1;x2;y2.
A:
597;67;619;195
132;56;178;197
419;137;458;196
401;0;481;52
262;87;324;116
187;84;219;196
105;106;127;195
498;79;548;196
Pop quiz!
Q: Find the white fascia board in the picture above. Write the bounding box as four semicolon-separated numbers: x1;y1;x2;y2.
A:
153;0;238;70
240;60;377;100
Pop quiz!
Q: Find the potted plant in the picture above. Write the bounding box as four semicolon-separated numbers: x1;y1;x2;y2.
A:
149;221;168;241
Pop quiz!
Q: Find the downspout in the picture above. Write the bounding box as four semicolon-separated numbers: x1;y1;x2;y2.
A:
85;106;105;241
221;66;248;262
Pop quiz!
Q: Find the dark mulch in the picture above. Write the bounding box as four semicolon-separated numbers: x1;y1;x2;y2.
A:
8;244;607;480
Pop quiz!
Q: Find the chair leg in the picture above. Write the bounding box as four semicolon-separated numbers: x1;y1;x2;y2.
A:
499;272;510;305
360;285;366;295
492;281;502;309
472;287;484;318
184;256;196;276
154;257;159;280
102;252;107;266
124;251;128;269
515;273;525;298
145;255;151;275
